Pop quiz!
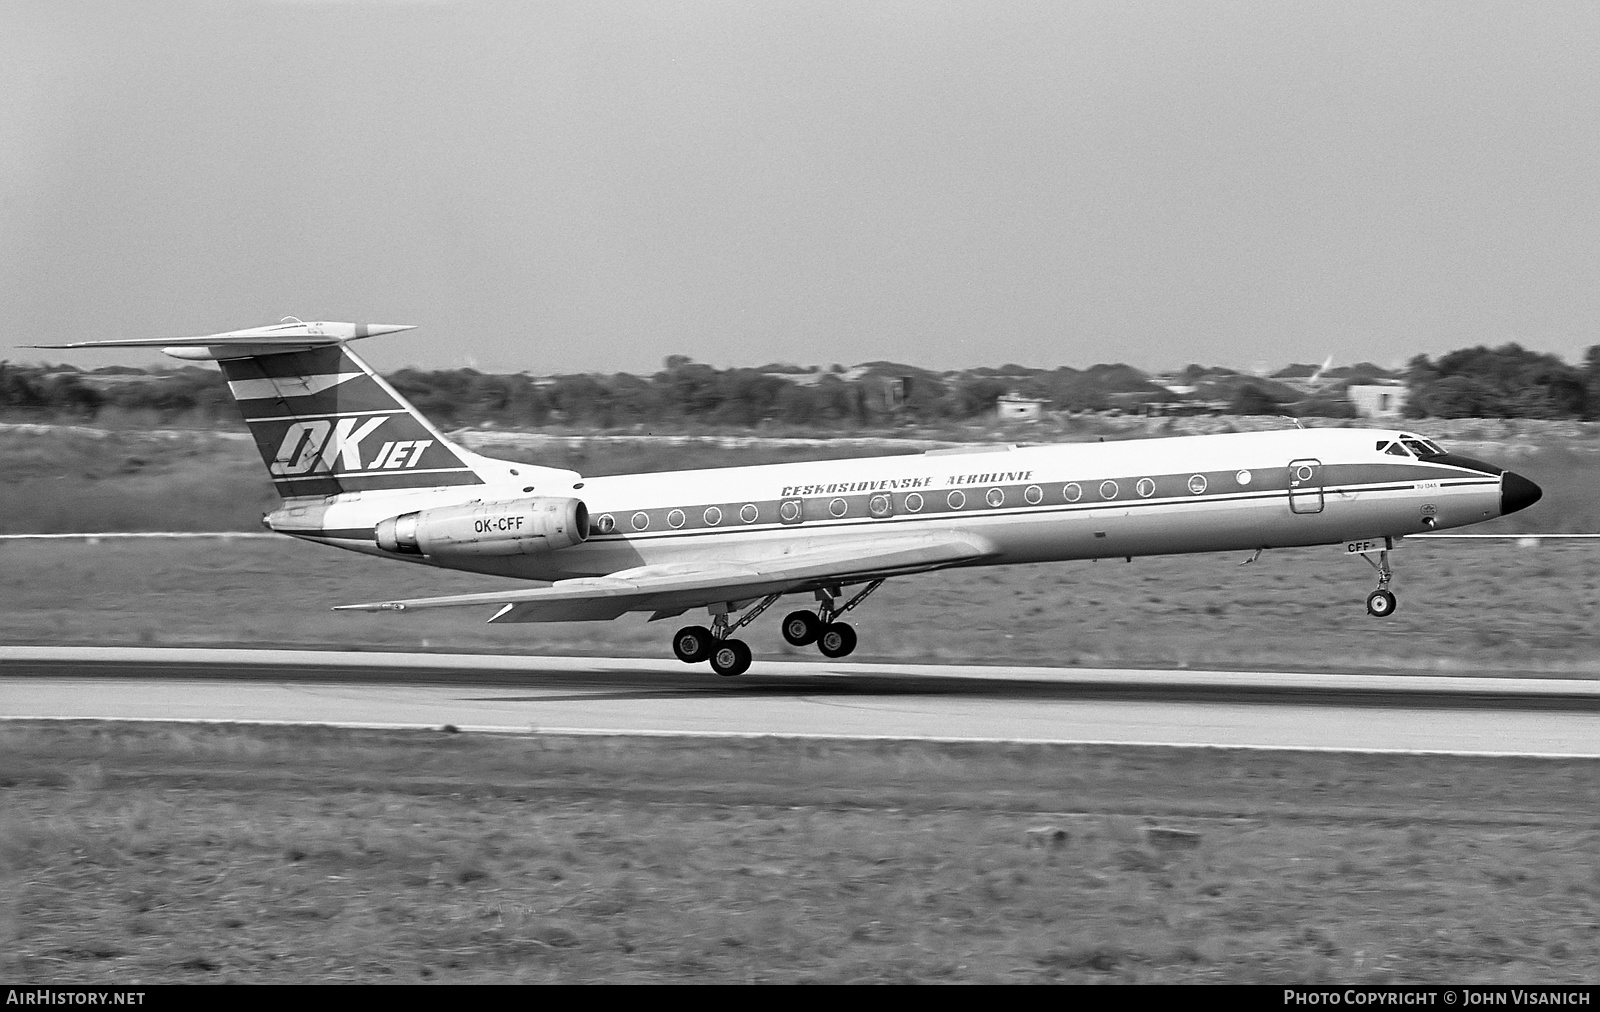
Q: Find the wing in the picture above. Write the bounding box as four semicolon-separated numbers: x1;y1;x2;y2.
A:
334;531;997;622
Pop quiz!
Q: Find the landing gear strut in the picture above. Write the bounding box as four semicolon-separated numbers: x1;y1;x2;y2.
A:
1360;542;1398;618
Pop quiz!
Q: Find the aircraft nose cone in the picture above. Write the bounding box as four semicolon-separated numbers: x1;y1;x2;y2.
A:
1500;471;1542;516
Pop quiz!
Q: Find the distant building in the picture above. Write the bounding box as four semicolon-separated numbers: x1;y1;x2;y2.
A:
862;375;907;414
1348;384;1409;419
996;393;1047;422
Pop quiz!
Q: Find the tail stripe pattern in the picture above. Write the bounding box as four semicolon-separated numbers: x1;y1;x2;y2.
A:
218;346;485;498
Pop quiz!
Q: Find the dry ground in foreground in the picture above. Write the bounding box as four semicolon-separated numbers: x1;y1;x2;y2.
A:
2;723;1597;984
2;537;1596;674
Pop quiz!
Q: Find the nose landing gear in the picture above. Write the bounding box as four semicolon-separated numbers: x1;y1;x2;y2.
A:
1365;587;1397;617
1358;542;1398;618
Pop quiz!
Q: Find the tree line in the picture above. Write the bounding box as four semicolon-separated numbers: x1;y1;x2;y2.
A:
3;342;1598;427
1404;344;1600;420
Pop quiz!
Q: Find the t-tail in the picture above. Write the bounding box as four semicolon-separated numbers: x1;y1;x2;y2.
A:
217;338;489;498
28;320;494;498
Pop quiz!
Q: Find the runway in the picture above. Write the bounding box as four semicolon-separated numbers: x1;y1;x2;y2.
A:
4;646;1599;756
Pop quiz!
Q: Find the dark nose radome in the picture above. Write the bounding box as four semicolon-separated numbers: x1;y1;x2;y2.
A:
1500;471;1543;516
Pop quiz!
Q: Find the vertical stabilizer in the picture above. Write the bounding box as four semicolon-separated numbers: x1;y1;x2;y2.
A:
220;344;487;498
27;321;493;498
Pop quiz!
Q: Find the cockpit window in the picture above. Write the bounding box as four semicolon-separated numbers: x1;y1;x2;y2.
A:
1402;439;1433;456
1376;441;1389;451
1385;442;1411;456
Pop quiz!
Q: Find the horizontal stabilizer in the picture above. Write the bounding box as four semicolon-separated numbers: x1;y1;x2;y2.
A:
25;319;500;498
27;320;414;353
334;532;997;622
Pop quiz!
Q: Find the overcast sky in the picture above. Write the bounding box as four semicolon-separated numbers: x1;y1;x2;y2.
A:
4;1;1598;376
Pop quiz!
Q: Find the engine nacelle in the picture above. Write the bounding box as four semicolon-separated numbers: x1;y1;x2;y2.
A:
375;497;589;557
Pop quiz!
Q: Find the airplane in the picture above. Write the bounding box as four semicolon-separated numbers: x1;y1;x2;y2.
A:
31;320;1544;677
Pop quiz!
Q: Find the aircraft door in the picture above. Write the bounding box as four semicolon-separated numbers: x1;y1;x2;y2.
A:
1288;459;1324;514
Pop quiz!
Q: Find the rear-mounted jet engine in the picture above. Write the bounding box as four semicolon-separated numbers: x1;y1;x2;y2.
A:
376;498;589;557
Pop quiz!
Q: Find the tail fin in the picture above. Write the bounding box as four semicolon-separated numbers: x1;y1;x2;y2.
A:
221;343;488;497
29;320;489;498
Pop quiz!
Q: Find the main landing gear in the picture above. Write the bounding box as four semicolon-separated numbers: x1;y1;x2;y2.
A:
672;591;782;677
781;581;883;659
673;621;755;677
1359;543;1398;618
671;580;886;677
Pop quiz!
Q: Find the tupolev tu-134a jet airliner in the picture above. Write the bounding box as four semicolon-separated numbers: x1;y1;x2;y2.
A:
34;321;1544;677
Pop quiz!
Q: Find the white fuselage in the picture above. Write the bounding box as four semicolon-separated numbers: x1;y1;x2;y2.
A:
272;427;1507;584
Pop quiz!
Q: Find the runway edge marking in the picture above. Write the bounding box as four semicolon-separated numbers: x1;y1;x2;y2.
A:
4;645;1599;694
4;715;1598;760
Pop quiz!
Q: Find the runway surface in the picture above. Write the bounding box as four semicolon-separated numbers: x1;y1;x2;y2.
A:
4;646;1599;756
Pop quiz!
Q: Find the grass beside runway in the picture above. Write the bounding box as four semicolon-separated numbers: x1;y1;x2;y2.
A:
0;419;1593;678
2;722;1597;983
3;420;1597;674
3;419;1599;536
1;537;1596;675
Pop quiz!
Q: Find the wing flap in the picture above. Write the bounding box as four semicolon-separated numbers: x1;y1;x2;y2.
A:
334;532;995;623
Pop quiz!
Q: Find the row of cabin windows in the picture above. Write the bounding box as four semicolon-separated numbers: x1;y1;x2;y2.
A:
589;472;1227;534
588;447;1444;537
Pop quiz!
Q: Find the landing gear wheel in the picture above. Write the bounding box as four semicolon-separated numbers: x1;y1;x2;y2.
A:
672;625;715;663
817;622;857;658
781;610;822;646
1365;589;1398;618
709;638;752;677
